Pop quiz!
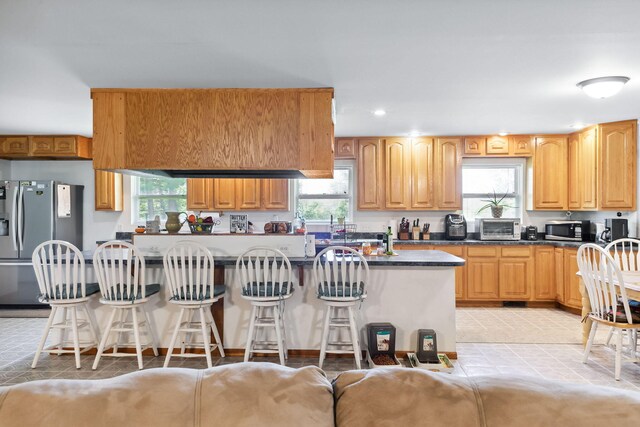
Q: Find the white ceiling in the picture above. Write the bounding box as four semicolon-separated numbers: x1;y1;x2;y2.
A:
1;0;639;137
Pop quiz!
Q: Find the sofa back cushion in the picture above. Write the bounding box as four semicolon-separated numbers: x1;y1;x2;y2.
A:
0;364;334;427
333;368;640;427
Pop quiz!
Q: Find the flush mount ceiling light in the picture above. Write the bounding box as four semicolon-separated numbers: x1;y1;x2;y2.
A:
408;130;421;137
373;109;386;116
570;123;586;130
498;132;508;136
576;76;630;99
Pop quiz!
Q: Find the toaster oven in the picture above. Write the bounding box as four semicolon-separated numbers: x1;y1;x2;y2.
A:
476;218;521;241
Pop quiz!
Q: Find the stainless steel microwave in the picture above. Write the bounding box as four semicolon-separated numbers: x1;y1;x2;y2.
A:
544;220;591;242
476;218;521;241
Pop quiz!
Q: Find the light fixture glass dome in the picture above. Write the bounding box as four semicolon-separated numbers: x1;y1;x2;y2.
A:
576;76;630;99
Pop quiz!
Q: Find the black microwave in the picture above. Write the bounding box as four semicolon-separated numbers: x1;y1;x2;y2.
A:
544;220;591;242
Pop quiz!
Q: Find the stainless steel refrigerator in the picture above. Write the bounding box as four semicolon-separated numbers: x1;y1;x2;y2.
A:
0;181;83;307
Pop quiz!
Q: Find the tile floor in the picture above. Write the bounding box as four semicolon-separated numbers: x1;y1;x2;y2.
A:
0;308;638;392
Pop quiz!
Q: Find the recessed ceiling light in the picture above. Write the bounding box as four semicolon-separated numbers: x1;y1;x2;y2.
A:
408;130;421;137
373;109;386;116
576;76;630;99
570;123;586;130
498;132;508;136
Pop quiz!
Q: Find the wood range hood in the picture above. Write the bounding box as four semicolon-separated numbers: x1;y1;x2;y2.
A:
91;88;335;179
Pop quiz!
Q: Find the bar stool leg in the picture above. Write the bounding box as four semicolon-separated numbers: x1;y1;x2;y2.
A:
206;308;225;357
81;303;100;347
319;305;331;369
142;304;159;356
113;308;126;354
58;307;68;354
93;307;118;370
273;306;285;365
70;307;82;369
199;306;213;368
279;305;288;359
131;307;144;370
244;305;257;362
164;308;185;368
181;309;196;355
32;306;57;369
348;306;361;369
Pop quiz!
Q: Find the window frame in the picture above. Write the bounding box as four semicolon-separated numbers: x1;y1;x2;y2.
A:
461;158;524;225
130;176;187;224
294;163;354;224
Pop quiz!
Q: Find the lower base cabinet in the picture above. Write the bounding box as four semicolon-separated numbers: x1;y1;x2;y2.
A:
562;248;582;309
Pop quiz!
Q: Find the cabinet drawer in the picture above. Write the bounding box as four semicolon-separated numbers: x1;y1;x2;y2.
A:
486;136;509;154
437;245;464;256
500;247;532;258
467;246;498;257
30;137;54;155
53;137;77;154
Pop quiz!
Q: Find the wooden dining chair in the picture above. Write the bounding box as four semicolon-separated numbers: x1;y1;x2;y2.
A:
578;243;640;380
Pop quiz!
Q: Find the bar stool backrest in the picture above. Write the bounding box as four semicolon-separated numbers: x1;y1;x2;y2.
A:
605;238;640;272
236;247;293;298
32;240;86;301
163;241;215;301
578;243;634;324
93;241;147;301
313;246;369;299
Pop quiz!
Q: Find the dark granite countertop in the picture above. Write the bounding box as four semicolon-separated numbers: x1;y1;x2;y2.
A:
392;239;596;248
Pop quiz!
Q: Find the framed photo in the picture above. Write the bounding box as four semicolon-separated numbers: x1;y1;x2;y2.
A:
230;214;248;233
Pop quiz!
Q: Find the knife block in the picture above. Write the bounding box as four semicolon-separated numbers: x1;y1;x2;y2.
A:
412;227;420;240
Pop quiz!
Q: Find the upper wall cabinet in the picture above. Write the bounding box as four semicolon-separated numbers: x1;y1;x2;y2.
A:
94;170;123;211
357;138;385;210
0;135;92;160
486;136;509;154
568;127;597;211
410;137;435;209
91;88;334;178
598;120;637;210
384;138;412;210
334;138;356;159
464;137;485;155
434;137;463;209
532;137;568;210
510;135;533;156
186;178;289;211
461;135;533;157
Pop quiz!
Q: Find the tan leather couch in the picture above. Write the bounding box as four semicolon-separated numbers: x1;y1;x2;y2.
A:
0;363;639;426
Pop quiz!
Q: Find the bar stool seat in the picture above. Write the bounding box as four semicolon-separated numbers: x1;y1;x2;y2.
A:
313;246;369;370
163;241;225;369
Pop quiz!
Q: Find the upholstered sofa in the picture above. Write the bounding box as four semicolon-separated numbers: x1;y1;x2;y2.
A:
0;363;639;426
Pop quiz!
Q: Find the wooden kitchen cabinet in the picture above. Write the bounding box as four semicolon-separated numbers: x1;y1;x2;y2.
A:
534;247;556;300
568;127;598;211
510;135;533;156
262;179;289;210
464;137;485;155
213;179;237;210
554;247;565;303
598;120;637;210
357;138;385;210
1;136;29;157
236;179;261;210
410;137;435;209
486;136;509;155
384;138;411;209
439;245;466;300
435;137;462;209
567;133;580;210
562;248;581;309
30;135;91;158
498;247;533;300
335;138;356;159
94;170;123;211
30;137;55;155
186;178;214;210
533;136;568;210
466;246;500;300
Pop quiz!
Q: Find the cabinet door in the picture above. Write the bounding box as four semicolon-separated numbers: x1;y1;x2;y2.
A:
467;258;500;300
357;138;384;209
2;137;29;155
567;133;580;210
384;138;411;209
410;137;434;209
534;247;556;300
186;178;214;210
555;248;565;303
335;138;356;159
510;135;533;156
236;179;261;210
262;179;289;210
533;137;567;210
213;179;237;210
599;120;636;210
435;138;462;209
486;136;509;155
439;245;466;300
53;137;77;155
563;248;581;309
579;126;598;210
499;258;533;300
464;137;485;155
94;170;123;211
30;137;55;156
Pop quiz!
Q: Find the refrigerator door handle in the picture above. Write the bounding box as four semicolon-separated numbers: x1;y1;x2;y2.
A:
10;185;18;251
17;185;24;251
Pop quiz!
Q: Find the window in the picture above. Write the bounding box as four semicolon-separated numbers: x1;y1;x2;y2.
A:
296;166;353;222
462;158;524;224
131;176;187;224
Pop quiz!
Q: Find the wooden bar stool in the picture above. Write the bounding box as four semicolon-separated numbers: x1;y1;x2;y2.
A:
236;247;294;365
92;241;160;370
163;241;225;368
31;240;101;369
313;246;368;369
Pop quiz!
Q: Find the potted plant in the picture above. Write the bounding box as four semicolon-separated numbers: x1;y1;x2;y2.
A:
477;190;515;218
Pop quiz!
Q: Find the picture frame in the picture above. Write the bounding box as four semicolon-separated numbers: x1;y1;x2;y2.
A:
230;214;248;233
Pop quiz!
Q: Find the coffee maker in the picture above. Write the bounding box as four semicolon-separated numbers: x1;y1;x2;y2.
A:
603;218;628;243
